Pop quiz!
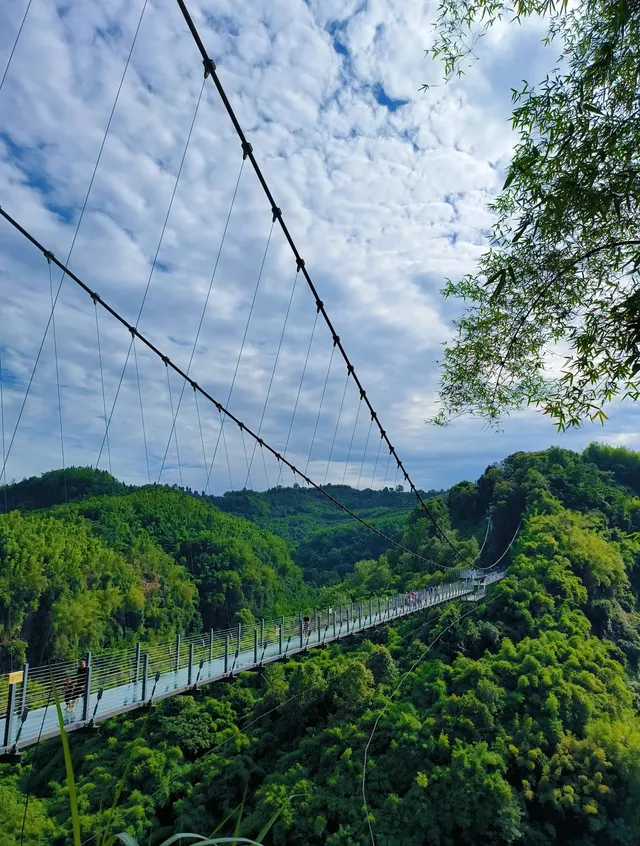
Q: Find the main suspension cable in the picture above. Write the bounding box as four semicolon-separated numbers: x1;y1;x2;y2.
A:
0;204;473;569
174;0;471;564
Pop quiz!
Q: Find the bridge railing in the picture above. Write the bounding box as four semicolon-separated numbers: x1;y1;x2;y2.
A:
2;576;505;752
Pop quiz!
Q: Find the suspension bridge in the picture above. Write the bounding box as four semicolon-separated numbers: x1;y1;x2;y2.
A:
0;2;515;762
1;574;504;758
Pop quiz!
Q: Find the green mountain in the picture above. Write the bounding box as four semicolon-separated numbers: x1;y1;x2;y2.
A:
3;444;640;845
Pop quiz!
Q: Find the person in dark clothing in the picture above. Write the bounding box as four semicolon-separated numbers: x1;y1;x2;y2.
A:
69;658;88;712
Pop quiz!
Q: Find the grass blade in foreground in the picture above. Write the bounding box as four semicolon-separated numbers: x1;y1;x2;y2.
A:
52;674;81;846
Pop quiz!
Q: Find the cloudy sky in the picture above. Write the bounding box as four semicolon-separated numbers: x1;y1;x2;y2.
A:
0;0;635;497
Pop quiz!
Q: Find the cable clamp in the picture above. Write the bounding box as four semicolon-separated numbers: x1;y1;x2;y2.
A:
214;401;222;412
315;299;323;312
347;363;354;374
271;206;282;222
258;438;264;447
275;452;282;462
90;291;100;304
238;421;244;430
43;249;55;264
242;140;253;159
191;381;199;391
296;257;305;271
129;326;138;338
333;335;340;347
162;355;169;366
380;429;386;438
203;57;216;78
359;388;366;399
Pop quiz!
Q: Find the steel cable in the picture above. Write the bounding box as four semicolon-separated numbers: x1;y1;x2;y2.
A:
324;369;350;486
156;157;245;484
304;342;335;477
0;205;513;572
96;76;206;470
244;267;299;487
0;342;7;512
133;336;151;483
94;298;112;475
48;258;67;503
276;308;319;486
342;394;362;485
204;216;275;493
0;0;33;95
174;0;473;565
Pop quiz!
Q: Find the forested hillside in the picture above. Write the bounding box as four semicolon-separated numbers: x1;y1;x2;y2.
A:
3;444;640;845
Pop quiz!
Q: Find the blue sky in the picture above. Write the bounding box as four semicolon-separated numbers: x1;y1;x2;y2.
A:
0;0;636;496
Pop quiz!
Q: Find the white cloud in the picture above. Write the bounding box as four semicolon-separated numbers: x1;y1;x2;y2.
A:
0;0;635;500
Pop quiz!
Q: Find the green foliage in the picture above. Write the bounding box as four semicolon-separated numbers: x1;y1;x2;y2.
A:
0;480;310;669
5;448;640;844
0;466;127;511
427;0;640;428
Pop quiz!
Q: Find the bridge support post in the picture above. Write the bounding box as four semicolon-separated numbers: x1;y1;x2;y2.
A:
253;629;258;664
82;652;92;723
299;617;303;650
260;618;265;649
279;617;284;655
224;635;229;674
377;597;380;621
134;642;141;684
3;683;17;749
21;663;29;715
142;653;149;701
346;606;350;633
333;609;336;639
313;608;318;637
188;643;194;686
209;629;214;663
368;598;372;625
175;635;181;673
236;625;241;664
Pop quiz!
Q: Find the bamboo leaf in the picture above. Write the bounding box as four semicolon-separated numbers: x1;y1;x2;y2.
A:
52;674;82;846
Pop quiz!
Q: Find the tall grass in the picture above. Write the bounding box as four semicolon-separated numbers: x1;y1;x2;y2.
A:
50;680;285;846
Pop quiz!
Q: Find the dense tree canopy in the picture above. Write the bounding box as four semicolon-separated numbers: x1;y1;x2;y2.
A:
4;447;640;844
427;0;640;428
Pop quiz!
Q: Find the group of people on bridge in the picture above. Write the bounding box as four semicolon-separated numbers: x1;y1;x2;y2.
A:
404;586;441;607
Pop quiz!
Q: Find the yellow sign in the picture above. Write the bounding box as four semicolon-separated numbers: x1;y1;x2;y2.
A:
7;670;23;685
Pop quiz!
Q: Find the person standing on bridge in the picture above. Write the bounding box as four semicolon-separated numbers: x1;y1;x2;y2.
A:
69;658;88;712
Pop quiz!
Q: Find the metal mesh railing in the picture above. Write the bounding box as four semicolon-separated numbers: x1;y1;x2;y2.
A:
2;576;503;751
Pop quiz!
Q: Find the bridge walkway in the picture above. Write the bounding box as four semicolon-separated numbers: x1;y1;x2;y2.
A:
1;578;499;756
